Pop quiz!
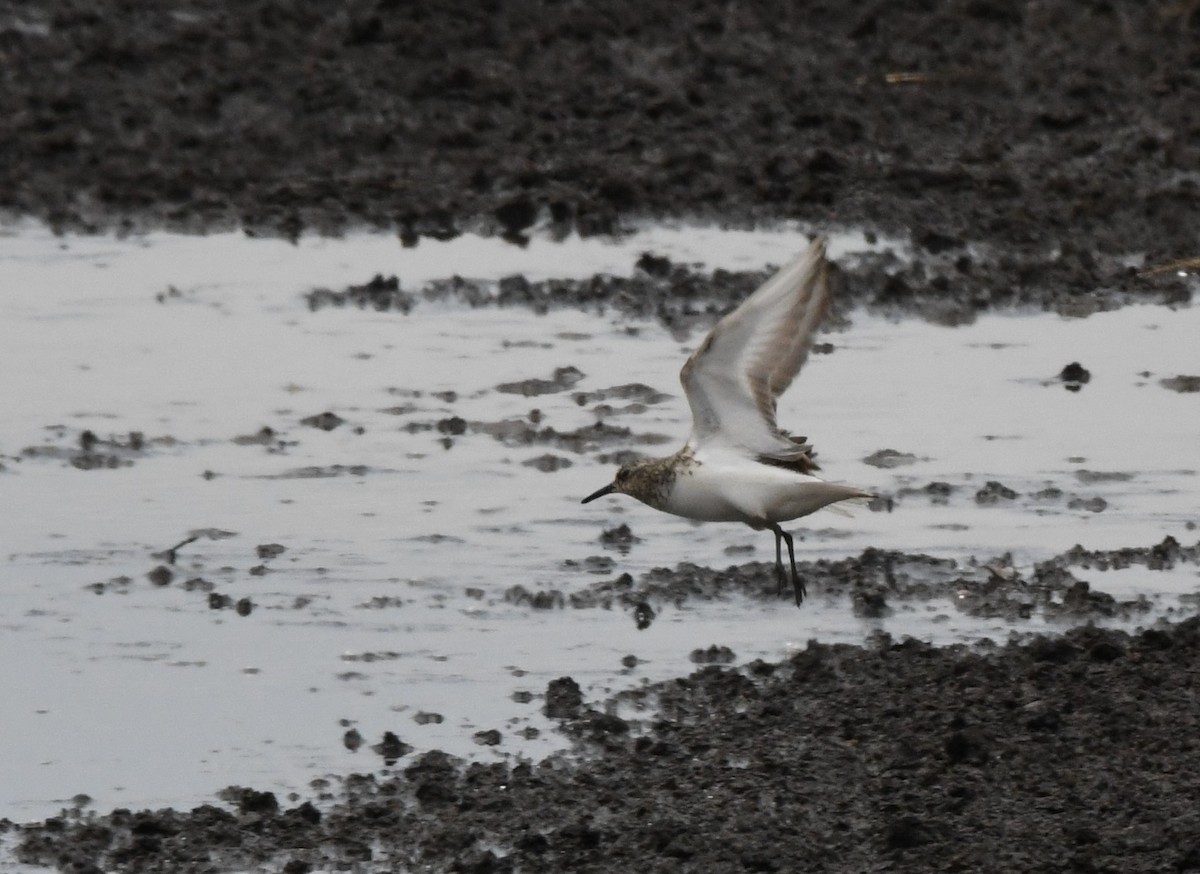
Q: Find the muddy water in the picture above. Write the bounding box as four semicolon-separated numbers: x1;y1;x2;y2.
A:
1;224;1197;822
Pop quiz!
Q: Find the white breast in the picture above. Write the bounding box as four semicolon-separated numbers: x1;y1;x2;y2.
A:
659;452;865;525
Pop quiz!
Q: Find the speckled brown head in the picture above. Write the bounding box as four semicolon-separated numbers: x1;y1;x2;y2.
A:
580;454;684;510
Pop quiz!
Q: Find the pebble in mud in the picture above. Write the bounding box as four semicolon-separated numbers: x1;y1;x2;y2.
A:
436;415;467;435
370;732;412;764
208;592;233;610
633;601;656;630
146;565;173;586
599;523;641;552
924;481;955;503
473;729;502;746
231;426;294;452
255;543;286;560
1059;361;1091;391
300;411;345;431
636;252;672;277
544;677;583;719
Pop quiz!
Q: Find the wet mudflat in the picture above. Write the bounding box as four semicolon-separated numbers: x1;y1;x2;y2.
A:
3;1;1200;871
16;619;1200;874
3;227;1199;874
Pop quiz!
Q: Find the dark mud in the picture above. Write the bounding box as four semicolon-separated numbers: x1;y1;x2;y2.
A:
14;616;1200;873
5;1;1198;317
14;539;1200;872
309;250;1189;329
7;2;1200;870
14;427;169;471
523;536;1197;626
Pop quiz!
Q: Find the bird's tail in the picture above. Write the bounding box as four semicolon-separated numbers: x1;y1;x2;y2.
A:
822;486;876;517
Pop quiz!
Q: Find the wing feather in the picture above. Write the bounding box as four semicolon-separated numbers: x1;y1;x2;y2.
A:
680;237;832;459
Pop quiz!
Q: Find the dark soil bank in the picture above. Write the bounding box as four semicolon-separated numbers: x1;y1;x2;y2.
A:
2;1;1198;312
13;619;1200;873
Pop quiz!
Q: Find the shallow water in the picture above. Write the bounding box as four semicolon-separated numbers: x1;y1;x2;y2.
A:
1;222;1197;822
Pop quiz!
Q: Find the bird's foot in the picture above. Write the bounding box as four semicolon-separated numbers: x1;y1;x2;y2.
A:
791;573;807;608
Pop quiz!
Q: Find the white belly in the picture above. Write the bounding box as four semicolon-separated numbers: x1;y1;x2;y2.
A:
655;459;865;525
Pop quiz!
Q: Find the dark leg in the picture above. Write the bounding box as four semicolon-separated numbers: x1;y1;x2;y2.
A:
767;524;805;607
780;528;805;607
772;527;786;597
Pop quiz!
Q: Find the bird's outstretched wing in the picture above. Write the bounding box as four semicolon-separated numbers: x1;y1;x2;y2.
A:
680;236;831;463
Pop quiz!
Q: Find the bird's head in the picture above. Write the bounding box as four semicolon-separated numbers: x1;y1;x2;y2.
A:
580;464;631;504
580;459;662;506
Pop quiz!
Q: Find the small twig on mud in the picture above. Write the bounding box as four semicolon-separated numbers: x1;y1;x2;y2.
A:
884;71;941;85
1137;257;1200;277
152;535;199;565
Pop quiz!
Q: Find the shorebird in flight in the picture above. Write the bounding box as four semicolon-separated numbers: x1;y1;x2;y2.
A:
581;237;871;607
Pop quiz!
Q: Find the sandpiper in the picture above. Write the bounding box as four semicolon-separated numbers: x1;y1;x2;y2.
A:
581;236;872;607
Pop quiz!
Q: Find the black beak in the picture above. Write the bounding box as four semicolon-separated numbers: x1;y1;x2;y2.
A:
581;483;616;504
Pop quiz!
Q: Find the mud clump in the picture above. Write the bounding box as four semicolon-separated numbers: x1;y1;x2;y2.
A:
306;274;415;313
496;366;585;397
975;480;1019;504
522;453;573;472
21;428;165;470
863;448;918;469
300;412;345;431
1067;496;1107;513
689;645;736;665
255;543;286;560
370;732;413;765
1160;375;1200;393
599;523;641;552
